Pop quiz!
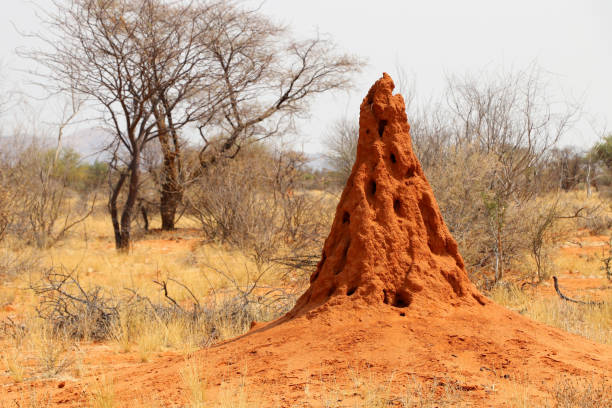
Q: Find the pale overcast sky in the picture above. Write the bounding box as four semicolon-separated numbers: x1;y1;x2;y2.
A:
2;0;611;154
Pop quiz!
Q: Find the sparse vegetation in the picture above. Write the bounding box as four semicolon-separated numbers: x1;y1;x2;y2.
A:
0;2;611;407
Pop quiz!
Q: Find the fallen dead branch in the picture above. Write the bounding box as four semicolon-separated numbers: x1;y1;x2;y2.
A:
552;276;603;306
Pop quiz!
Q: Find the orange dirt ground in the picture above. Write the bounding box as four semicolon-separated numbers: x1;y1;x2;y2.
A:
1;74;611;407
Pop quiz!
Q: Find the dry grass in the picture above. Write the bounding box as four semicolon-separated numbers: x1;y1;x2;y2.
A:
180;358;207;408
30;326;75;377
179;359;251;408
175;368;466;408
2;349;26;383
0;209;299;398
39;214;289;307
552;376;612;408
89;376;116;408
490;284;612;345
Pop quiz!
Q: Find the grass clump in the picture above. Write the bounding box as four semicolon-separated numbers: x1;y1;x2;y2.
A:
89;376;115;408
180;359;207;408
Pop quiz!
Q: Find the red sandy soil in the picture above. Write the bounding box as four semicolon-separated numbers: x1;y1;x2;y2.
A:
2;302;610;406
1;74;611;407
559;231;611;256
102;229;203;253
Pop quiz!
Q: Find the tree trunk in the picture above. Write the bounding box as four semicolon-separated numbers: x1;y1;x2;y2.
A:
586;161;592;198
140;201;149;232
118;151;141;252
109;171;128;250
160;185;180;230
155;108;182;230
494;215;504;283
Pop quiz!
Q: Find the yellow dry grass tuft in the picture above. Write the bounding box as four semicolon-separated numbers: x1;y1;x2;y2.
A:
89;376;116;408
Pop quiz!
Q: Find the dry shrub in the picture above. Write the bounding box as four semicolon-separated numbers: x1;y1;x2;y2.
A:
425;145;544;287
30;264;296;347
575;204;612;234
31;268;120;341
432;155;607;287
187;146;332;268
0;146;20;244
426;145;497;272
554;190;612;233
0;139;95;248
521;198;566;283
31;325;76;377
0;185;10;243
0;246;39;279
197;260;300;340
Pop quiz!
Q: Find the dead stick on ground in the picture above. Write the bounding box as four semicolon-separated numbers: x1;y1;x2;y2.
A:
552;276;602;306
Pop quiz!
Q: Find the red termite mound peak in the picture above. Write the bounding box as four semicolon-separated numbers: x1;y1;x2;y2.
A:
289;73;487;317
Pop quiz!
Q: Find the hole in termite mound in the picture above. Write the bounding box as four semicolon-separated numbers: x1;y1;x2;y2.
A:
378;120;387;137
383;289;412;308
368;180;377;197
347;286;358;296
393;199;402;216
342;211;350;224
390;153;396;163
392;294;411;308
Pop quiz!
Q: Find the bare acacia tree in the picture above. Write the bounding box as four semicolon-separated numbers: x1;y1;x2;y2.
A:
130;0;360;230
323;117;359;184
446;66;579;282
27;0;168;250
116;0;361;231
135;0;223;230
197;2;361;165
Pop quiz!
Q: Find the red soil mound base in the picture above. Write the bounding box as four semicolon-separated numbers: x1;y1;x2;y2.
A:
3;75;611;406
9;302;610;406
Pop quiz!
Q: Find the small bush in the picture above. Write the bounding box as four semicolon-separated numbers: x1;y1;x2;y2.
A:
187;146;333;269
32;268;120;341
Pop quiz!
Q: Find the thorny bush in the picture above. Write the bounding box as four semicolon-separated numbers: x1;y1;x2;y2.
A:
29;266;298;344
187;146;333;270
